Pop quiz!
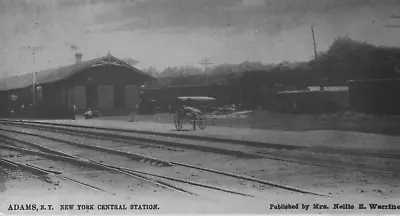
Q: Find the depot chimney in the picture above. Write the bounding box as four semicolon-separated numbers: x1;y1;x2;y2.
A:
75;52;82;64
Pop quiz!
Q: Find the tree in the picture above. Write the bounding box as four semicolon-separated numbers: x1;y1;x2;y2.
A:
142;66;159;77
147;37;400;90
315;36;400;82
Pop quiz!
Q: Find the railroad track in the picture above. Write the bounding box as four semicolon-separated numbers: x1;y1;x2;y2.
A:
0;138;260;198
0;156;109;193
0;140;195;196
0;120;260;158
0;123;327;197
1;119;399;173
1;119;399;159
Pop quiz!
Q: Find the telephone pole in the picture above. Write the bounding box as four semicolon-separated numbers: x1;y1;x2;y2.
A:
199;58;213;85
311;25;324;90
311;25;318;60
21;45;43;106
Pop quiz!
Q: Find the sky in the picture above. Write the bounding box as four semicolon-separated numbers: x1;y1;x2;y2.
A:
1;0;400;78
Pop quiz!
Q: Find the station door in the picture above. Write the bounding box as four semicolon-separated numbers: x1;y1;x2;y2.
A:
125;85;139;109
72;86;86;110
98;86;115;109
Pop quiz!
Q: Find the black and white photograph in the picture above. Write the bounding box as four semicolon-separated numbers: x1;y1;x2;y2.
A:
1;0;400;214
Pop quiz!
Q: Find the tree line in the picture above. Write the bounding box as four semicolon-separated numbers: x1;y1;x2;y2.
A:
142;36;400;89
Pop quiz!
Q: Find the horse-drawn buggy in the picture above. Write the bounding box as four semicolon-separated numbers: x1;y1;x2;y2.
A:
172;96;217;131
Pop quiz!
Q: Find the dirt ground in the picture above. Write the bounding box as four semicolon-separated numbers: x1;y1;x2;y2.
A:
1;126;400;214
1;166;400;214
2;111;400;214
62;111;400;154
96;110;400;136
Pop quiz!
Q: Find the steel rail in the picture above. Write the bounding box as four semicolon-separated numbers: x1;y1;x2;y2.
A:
1;125;398;174
0;127;329;197
0;138;254;197
0;120;260;158
0;140;195;196
0;157;108;193
2;119;399;159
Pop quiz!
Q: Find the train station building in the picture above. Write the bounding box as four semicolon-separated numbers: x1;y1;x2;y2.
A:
0;53;157;117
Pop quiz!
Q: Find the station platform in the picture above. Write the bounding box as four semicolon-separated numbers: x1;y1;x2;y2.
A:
28;117;400;153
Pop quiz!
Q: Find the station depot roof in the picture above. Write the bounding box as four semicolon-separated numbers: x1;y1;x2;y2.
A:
0;54;157;92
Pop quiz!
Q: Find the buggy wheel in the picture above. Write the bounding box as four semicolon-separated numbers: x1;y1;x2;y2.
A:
197;115;207;130
173;113;184;131
193;119;196;131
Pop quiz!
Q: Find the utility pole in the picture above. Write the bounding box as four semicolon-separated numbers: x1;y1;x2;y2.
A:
199;58;213;85
311;25;318;60
311;25;324;90
22;46;43;106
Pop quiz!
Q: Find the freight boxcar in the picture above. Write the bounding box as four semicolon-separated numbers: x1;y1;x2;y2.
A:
348;78;400;115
